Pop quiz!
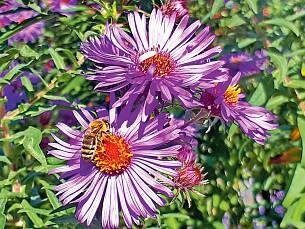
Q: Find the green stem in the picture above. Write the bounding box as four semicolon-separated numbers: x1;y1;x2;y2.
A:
1;78;57;122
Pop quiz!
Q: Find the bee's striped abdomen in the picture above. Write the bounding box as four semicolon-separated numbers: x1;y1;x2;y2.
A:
81;134;97;159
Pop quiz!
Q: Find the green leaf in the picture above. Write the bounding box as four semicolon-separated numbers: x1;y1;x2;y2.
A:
18;207;51;216
46;190;61;210
261;18;300;36
284;79;305;89
161;213;190;220
7;203;22;213
227;124;239;141
245;0;258;14
8;127;47;166
0;156;11;165
21;76;34;92
212;221;225;229
0;50;19;68
0;214;5;229
286;11;305;21
28;2;43;13
210;0;224;19
42;95;69;103
2;62;32;82
49;48;65;70
19;45;40;59
268;52;288;84
0;196;7;229
283;164;305;207
112;1;118;21
61;76;86;94
248;78;274;106
50;203;76;215
298;117;305;167
281;195;305;228
0;196;7;214
26;105;57;117
20;200;45;228
22;127;47;167
237;38;257;48
266;95;290;110
222;15;246;28
55;48;79;68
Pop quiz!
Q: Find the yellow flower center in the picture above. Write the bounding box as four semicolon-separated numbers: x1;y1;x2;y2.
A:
92;133;133;175
138;50;176;77
224;84;241;105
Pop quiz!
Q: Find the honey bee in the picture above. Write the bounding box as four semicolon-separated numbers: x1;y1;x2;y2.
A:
81;119;110;160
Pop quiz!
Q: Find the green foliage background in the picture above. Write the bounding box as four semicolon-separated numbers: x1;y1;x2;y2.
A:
0;0;305;228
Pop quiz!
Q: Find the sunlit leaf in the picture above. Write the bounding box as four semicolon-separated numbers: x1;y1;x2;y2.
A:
245;0;258;14
283;164;305;207
49;48;65;70
20;200;45;228
298;117;305;166
21;76;34;92
261;18;300;36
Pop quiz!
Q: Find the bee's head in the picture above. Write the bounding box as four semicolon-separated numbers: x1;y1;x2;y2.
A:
89;119;110;132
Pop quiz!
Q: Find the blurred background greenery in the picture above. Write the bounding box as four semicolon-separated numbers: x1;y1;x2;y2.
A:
0;0;305;228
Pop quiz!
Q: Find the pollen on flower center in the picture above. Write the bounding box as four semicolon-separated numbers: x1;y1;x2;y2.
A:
92;133;133;175
224;84;241;105
138;50;176;77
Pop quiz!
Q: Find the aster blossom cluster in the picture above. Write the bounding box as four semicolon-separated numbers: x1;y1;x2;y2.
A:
47;1;279;228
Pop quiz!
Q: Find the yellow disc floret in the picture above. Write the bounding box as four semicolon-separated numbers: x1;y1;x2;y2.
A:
224;84;241;105
92;133;133;175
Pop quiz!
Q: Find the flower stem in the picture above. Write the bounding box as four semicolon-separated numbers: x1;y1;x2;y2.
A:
181;108;210;129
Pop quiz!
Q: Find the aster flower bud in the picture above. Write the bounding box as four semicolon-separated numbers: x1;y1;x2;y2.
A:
161;0;189;20
174;158;208;207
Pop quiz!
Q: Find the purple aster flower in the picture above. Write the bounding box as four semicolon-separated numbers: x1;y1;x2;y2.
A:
0;1;20;28
0;1;44;44
200;73;278;144
258;206;266;216
222;212;230;229
274;205;285;218
81;9;227;120
161;0;189;20
42;0;77;14
48;103;183;228
274;190;285;201
220;50;269;77
270;190;285;203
